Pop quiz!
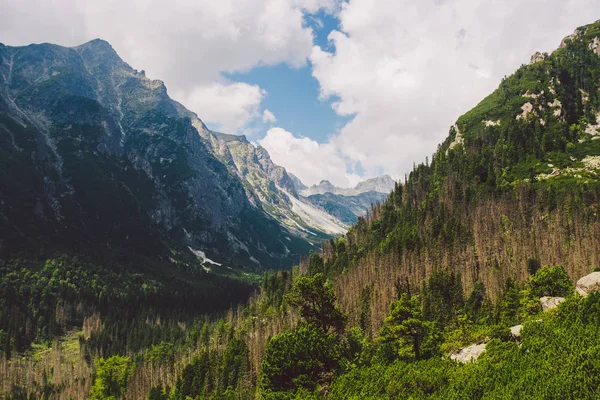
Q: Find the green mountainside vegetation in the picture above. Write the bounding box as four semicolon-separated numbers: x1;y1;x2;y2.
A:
4;18;600;400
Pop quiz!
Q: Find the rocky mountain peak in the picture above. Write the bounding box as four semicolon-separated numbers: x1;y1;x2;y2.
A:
75;38;116;53
211;131;249;144
74;38;128;71
354;174;395;193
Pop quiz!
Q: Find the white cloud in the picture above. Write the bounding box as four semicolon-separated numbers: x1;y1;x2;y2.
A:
258;127;361;187
0;0;337;131
262;109;277;124
309;0;600;180
175;82;265;133
3;0;600;184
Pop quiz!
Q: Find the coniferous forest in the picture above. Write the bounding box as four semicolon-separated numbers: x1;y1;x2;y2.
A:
3;13;600;400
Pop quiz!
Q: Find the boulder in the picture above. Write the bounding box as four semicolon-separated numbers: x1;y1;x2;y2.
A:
576;272;600;297
450;342;486;363
540;296;565;311
510;324;523;337
530;51;546;64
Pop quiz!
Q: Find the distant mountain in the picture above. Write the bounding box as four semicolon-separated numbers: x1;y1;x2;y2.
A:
0;39;315;271
284;174;393;224
299;175;396;196
305;191;388;225
354;175;396;193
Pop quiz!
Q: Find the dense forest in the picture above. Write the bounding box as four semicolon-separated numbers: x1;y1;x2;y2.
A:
3;19;600;400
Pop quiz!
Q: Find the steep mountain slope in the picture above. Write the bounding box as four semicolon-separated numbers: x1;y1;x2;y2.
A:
325;19;600;328
0;39;310;270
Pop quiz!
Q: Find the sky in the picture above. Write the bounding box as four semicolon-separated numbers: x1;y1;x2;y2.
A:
2;1;600;187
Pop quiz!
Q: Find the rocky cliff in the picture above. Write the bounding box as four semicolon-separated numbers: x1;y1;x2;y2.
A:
0;39;311;270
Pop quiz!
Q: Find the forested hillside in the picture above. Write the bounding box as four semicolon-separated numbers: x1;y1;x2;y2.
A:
132;19;600;399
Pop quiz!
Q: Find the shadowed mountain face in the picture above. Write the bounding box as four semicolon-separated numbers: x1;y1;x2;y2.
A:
0;39;313;269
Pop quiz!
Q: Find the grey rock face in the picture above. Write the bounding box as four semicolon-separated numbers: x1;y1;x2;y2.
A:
303;180;337;196
530;51;547;64
205;130;346;238
305;191;387;225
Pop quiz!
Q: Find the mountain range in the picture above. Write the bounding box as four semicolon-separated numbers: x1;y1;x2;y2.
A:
0;39;392;272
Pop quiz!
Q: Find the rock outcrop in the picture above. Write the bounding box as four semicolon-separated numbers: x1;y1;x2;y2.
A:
540;296;566;311
530;51;547;64
559;28;583;48
576;271;600;296
510;324;523;337
590;37;600;56
450;343;487;363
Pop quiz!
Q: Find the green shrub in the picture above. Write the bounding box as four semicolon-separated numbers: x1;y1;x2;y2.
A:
529;265;574;297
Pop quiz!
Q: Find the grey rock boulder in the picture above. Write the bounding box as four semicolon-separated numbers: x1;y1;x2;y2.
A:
540;296;565;311
576;272;600;297
510;324;523;337
450;342;486;363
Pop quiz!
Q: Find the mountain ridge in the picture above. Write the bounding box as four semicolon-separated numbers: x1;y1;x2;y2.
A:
0;38;313;270
298;174;396;196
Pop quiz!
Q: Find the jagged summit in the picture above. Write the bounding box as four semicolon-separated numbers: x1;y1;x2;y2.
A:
211;131;249;143
354;174;395;193
73;38;115;52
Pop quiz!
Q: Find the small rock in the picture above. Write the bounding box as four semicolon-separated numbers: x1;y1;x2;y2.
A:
510;324;523;337
576;272;600;297
450;342;486;363
530;51;546;64
540;296;565;311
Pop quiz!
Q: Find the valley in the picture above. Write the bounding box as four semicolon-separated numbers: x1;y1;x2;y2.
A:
2;10;600;400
